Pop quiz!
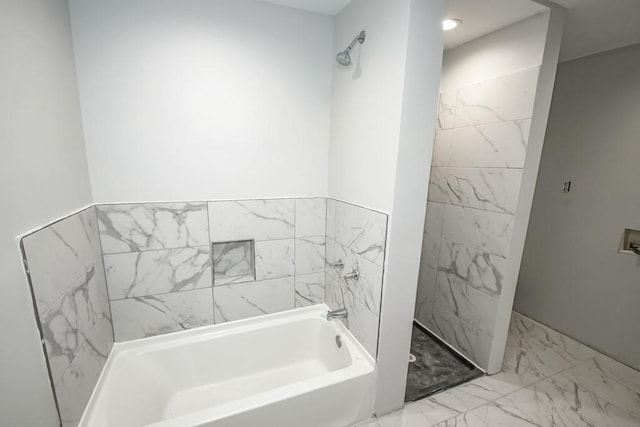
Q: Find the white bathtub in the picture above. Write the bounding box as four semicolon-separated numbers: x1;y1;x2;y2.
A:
79;304;376;427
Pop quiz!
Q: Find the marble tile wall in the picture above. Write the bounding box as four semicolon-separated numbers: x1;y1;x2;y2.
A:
325;199;388;358
97;198;328;341
97;202;214;341
415;67;540;369
21;207;114;427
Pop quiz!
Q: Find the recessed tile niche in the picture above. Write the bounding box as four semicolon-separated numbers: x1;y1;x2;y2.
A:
212;240;255;285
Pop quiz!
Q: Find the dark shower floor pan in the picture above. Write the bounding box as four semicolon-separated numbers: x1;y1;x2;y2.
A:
405;321;483;403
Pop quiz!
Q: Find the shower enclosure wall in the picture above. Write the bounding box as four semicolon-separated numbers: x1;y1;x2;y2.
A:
415;12;557;371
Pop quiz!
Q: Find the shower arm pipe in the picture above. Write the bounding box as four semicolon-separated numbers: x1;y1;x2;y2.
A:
344;31;366;54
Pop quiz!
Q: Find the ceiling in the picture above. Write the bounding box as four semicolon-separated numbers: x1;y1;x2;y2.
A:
443;0;547;50
550;0;640;61
260;0;349;15
262;0;640;62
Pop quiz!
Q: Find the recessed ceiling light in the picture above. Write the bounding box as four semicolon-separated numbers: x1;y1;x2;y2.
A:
442;19;461;31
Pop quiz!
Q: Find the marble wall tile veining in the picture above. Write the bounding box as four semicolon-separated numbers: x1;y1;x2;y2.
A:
324;200;388;358
441;205;514;258
97;203;209;254
209;199;294;242
110;288;214;341
104;247;212;300
417;67;540;369
212;240;254;285
55;317;113;427
414;263;437;328
448;119;531;168
23;207;101;314
325;198;337;241
254;239;295;281
294;273;325;308
454;67;539;127
434;272;499;336
295;198;326;238
295;236;326;275
325;237;383;315
424;202;445;237
40;265;108;384
421;233;441;270
437;90;457;130
21;206;113;427
437;240;506;297
432;130;453;167
429;167;523;215
333;201;387;267
430;305;492;369
213;277;295;323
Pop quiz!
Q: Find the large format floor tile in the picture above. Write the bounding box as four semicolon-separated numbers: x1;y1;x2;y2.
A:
357;311;640;427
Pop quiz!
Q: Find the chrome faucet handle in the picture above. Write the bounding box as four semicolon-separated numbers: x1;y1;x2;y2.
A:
343;269;360;281
328;259;345;269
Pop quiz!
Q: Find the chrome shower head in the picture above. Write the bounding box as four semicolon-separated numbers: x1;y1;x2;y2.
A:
336;30;366;66
336;50;352;66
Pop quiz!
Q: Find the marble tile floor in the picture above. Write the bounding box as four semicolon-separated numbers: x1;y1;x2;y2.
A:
356;311;640;427
405;323;482;402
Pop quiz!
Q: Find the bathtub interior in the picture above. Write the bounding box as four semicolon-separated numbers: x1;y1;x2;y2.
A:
87;308;373;426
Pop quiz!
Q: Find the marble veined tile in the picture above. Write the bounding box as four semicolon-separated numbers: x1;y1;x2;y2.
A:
97;203;208;254
334;200;388;267
437;241;506;297
441;205;514;258
209;199;294;242
437;90;457;130
427;373;521;414
468;374;640;427
40;264;109;385
561;356;640;420
421;232;441;270
432;130;453;167
23;207;101;315
104;247;212;300
414;263;436;328
355;398;460;427
55;316;113;427
295;198;326;237
424;202;445;237
429;167;523;215
448;120;531;168
295;236;326;275
212;240;254;285
255;239;294;280
454;67;539;127
501;312;597;387
326;198;337;241
431;304;492;370
324;246;382;357
213;277;294;323
110;289;213;341
434;272;499;336
325;237;383;316
294;273;325;308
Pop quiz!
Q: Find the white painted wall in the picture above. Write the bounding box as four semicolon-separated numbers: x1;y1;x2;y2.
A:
441;12;548;91
328;0;410;213
515;43;640;370
69;0;334;203
0;0;93;424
